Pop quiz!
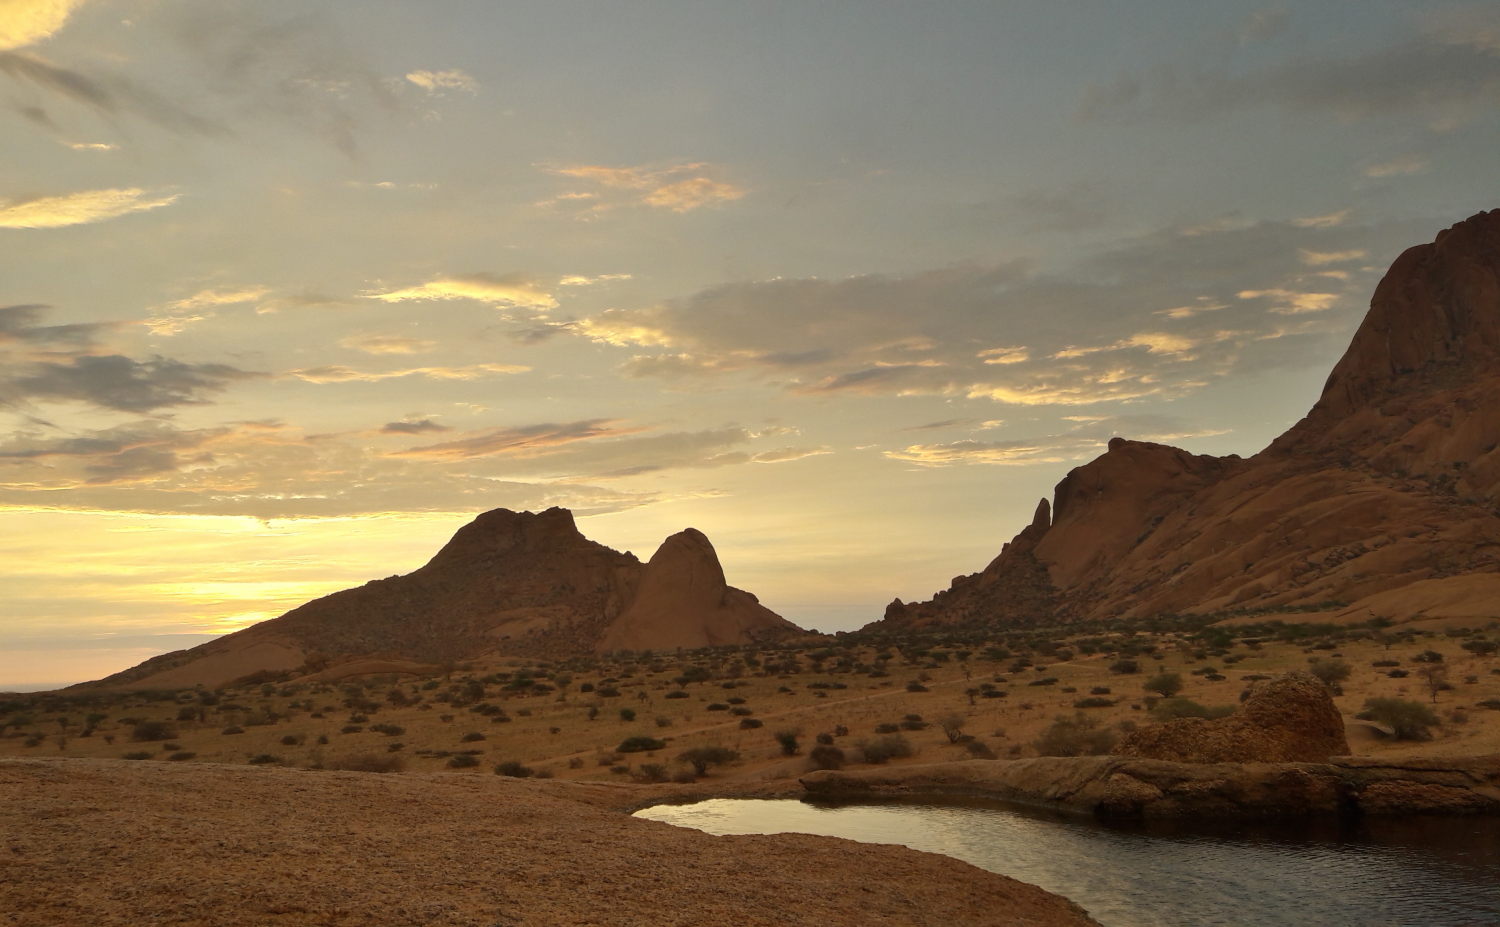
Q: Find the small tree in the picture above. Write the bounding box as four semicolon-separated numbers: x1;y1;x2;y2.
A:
773;730;800;756
938;715;966;744
1143;672;1183;699
1417;664;1449;703
677;745;739;776
1309;658;1352;689
1033;713;1116;757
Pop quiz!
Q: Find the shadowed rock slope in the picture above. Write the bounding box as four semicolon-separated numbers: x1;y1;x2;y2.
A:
89;508;800;690
878;209;1500;630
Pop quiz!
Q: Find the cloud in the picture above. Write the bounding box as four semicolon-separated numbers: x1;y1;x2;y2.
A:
750;446;832;464
392;419;646;461
1298;248;1366;266
0;50;226;136
884;415;1228;467
541;162;746;214
0;421;222;484
1079;31;1500;127
561;214;1418;407
0;187;180;229
404;69;478;94
364;273;557;311
1362;154;1429;178
379;419;450;435
285;362;528;384
338;334;437;355
66;140;113;151
558;273;633;287
0;0;86;51
146;286;269;335
1291;209;1350;229
9;354;261;412
0;303;111;348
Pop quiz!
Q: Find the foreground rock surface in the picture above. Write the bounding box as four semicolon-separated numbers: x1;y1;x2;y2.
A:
0;758;1099;927
1117;671;1350;763
802;755;1500;821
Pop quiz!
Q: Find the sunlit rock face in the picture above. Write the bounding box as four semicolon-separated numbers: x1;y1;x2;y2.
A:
85;507;799;690
874;210;1500;631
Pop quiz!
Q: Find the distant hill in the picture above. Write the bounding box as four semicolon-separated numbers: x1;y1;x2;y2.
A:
875;209;1500;631
88;507;801;690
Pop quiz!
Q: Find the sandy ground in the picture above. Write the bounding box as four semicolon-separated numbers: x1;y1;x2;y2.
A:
0;757;1099;927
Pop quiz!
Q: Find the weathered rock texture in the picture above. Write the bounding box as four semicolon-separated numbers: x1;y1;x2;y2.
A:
91;508;800;690
801;754;1500;821
1116;671;1350;764
876;209;1500;630
0;758;1100;927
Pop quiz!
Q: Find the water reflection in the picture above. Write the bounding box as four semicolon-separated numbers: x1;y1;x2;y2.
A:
634;798;1500;927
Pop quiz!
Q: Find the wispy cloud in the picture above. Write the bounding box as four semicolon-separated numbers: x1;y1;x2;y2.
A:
379;419;450;435
145;286;269;335
885;415;1228;467
0;187;180;229
364;273;557;311
338;334;437;355
541;162;746;214
285;362;528;384
11;354;261;412
1362;154;1429;178
392;419;646;460
404;69;478;94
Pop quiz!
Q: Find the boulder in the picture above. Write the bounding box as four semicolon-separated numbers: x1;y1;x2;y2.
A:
1116;671;1349;764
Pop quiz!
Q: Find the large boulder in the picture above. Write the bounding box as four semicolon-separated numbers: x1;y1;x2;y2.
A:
1116;671;1349;764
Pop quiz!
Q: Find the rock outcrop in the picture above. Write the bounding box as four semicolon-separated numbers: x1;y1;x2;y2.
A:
597;528;798;653
801;754;1500;821
876;209;1500;631
1116;672;1350;764
88;508;800;690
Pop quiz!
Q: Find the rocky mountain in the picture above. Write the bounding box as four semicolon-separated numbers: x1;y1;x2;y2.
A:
878;209;1500;631
92;507;800;690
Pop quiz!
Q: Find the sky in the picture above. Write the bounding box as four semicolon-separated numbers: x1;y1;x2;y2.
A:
2;0;1498;687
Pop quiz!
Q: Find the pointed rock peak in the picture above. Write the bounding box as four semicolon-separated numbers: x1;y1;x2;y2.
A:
1312;208;1500;418
646;527;727;586
1030;497;1051;530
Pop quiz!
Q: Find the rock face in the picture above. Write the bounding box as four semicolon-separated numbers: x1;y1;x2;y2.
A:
801;754;1500;821
1116;672;1350;764
876;210;1500;630
89;508;800;690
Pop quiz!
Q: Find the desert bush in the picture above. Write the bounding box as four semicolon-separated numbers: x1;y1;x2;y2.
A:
122;751;153;760
619;708;636;722
677;745;739;776
1027;677;1058;687
859;734;915;764
447;754;481;769
665;690;689;699
1033;713;1115;757
874;722;900;734
964;739;998;759
130;720;177;743
495;760;534;778
340;725;363;734
1073;697;1116;709
1109;659;1140;675
281;734;305;746
221;725;245;735
1359;698;1440;740
371;723;405;736
1090;686;1112;695
461;731;486;742
729;707;753;717
248;754;280;765
706;703;729;712
617;736;667;753
167;751;196;761
631;763;669;783
1309;659;1352;688
1143;673;1184;698
807;744;845;770
774;730;800;756
906;681;929;693
327;753;406;773
739;718;763;729
1149;698;1235;721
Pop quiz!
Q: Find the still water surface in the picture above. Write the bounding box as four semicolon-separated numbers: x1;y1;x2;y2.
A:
634;797;1500;927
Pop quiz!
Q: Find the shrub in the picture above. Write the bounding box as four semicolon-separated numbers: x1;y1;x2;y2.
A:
665;690;689;699
774;730;800;756
221;726;245;735
130;720;177;743
738;718;763;729
327;753;406;773
706;703;729;712
617;736;667;753
280;734;304;746
965;740;998;759
1109;659;1140;675
1309;659;1352;688
1359;698;1439;740
1090;686;1112;695
461;732;486;742
1149;698;1236;721
677;745;739;776
1033;713;1115;757
859;734;915;764
167;751;196;761
807;744;845;770
122;751;154;760
447;754;481;769
248;754;280;765
1028;677;1058;687
905;681;928;693
619;709;636;722
874;722;900;734
371;723;405;736
1143;673;1184;698
340;725;363;734
495;760;534;778
1073;697;1116;709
